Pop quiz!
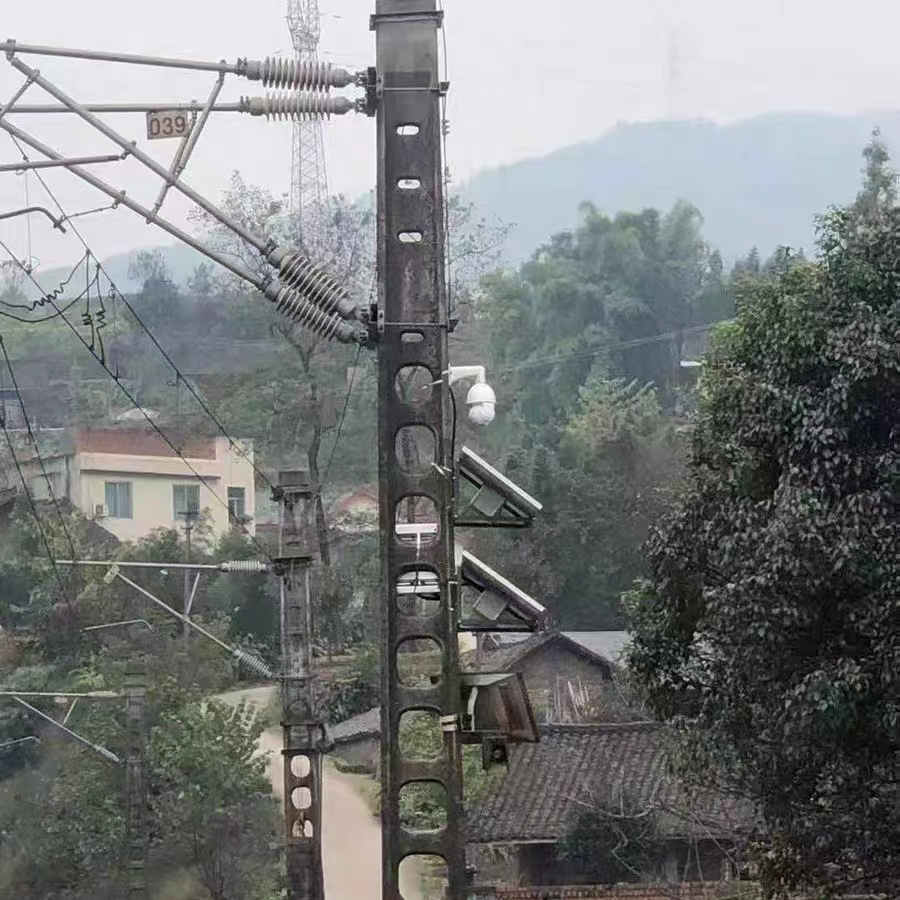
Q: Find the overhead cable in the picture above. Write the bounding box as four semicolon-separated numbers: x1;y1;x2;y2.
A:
0;249;87;313
0;246;275;565
320;343;363;490
6;133;281;497
1;64;361;344
496;322;725;375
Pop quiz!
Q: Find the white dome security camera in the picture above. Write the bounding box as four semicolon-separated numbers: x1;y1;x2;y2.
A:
446;365;497;429
466;381;496;427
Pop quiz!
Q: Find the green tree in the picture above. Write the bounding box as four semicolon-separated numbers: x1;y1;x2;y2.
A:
149;694;277;900
321;641;380;722
0;682;278;899
469;200;735;627
626;201;900;895
0;740;127;898
189;174;377;565
476;377;686;627
560;788;661;883
479;200;731;412
857;127;897;215
127;250;190;332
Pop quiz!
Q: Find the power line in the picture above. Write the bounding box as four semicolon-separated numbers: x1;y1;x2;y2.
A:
320;342;361;489
0;246;275;565
61;202;119;223
0;249;89;319
5;133;281;498
110;280;279;495
22;168;33;267
0;295;83;324
495;322;722;375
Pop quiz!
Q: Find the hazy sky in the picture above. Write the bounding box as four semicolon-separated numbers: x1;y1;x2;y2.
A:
3;0;900;269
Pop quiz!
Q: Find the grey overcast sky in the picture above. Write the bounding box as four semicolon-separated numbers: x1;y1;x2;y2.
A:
3;0;900;268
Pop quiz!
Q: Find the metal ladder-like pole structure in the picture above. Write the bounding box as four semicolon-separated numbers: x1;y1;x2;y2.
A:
373;3;466;898
287;0;330;242
124;669;147;898
276;470;326;900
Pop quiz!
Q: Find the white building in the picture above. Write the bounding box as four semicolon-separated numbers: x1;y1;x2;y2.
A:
6;427;256;544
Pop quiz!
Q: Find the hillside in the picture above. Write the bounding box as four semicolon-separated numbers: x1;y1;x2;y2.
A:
22;110;900;293
21;242;208;299
460;110;900;263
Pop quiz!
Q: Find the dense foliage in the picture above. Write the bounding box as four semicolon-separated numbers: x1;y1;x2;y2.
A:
560;791;661;884
627;153;900;895
7;130;896;897
0;512;281;899
471;201;733;625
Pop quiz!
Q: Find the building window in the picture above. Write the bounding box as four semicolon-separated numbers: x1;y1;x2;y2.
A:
1;397;25;430
173;484;200;520
104;481;133;519
228;487;246;521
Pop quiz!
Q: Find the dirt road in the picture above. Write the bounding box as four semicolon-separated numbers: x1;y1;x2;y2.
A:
220;686;426;900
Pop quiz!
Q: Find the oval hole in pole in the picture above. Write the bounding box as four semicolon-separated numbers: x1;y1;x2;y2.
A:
395;365;434;406
401;331;424;344
396;568;441;617
398;231;424;244
398;177;422;190
397;124;420;135
399;783;448;831
400;855;448;892
395;425;436;475
396;637;442;688
395;495;439;547
399;709;443;760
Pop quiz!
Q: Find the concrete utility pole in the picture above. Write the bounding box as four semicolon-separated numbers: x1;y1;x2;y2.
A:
183;513;193;650
372;3;467;898
276;470;325;900
124;669;147;898
182;510;199;653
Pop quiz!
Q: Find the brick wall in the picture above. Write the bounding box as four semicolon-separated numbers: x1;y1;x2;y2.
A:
74;428;216;459
495;884;758;900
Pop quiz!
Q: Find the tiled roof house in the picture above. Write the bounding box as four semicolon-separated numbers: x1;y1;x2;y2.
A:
468;722;756;889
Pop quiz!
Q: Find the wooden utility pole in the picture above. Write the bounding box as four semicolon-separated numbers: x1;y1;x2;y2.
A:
372;3;467;898
276;469;325;900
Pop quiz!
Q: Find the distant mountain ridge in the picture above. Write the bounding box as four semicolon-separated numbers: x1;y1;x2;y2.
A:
22;243;208;300
24;110;900;294
459;110;900;264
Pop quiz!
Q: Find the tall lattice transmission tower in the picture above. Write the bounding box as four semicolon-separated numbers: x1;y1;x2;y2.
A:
287;0;328;245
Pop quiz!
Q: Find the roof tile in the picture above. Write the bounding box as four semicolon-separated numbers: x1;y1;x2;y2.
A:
467;723;755;843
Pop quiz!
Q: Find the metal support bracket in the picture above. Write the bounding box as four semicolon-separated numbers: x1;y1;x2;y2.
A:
7;55;268;253
0;205;67;232
0;152;125;173
152;72;225;215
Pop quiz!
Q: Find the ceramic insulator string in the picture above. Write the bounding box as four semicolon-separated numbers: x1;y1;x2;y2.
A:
241;91;356;121
262;279;358;343
240;56;355;91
